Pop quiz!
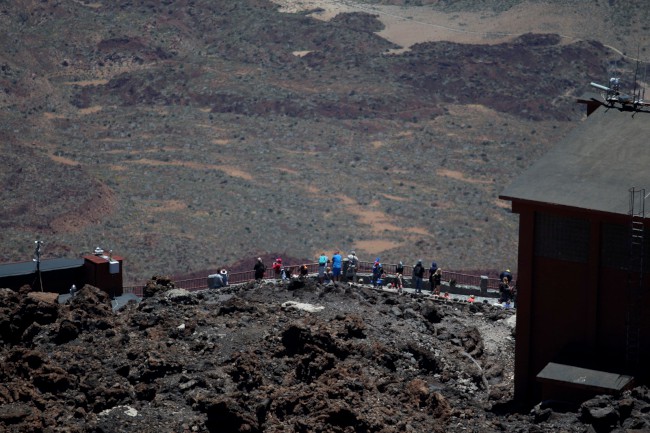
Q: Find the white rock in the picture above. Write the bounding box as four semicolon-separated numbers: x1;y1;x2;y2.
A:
281;301;324;312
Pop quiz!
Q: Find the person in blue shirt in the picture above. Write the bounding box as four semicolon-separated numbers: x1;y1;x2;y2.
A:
331;251;342;282
372;259;383;287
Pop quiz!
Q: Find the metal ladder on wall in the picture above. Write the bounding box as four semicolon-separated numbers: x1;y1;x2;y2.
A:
626;187;645;372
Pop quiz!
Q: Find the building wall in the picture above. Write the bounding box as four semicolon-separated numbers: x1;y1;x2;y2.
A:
0;267;85;294
513;202;650;403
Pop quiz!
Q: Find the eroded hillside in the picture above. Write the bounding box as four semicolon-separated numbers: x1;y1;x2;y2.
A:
0;0;644;283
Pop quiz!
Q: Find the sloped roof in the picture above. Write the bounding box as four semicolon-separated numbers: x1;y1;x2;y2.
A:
500;103;650;216
0;258;84;278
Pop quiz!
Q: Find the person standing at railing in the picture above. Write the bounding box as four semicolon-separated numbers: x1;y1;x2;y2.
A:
431;268;442;296
413;259;425;293
498;276;514;304
372;259;383;287
324;267;333;284
499;269;513;284
331;251;342;282
282;266;293;280
347;251;359;283
210;272;225;288
395;272;404;294
254;258;266;281
428;261;438;294
318;253;328;283
272;258;283;280
220;269;229;286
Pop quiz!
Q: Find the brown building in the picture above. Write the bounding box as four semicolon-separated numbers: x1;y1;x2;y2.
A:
0;250;124;297
500;99;650;404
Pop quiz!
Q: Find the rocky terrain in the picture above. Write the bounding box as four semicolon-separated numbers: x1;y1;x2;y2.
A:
2;0;648;284
2;279;650;432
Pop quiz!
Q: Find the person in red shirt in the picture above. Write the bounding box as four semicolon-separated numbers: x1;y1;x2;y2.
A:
272;258;282;280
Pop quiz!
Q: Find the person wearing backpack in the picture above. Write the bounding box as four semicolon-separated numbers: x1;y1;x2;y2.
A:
372;259;383;287
318;253;328;283
428;261;438;293
347;251;359;283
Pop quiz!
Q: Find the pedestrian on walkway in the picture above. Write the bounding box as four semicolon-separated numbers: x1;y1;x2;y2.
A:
499;269;513;283
324;267;333;284
499;277;514;304
331;251;342;282
396;261;404;276
318;252;328;283
372;259;383;287
428;261;438;293
395;272;404;294
413;259;425;293
432;268;442;296
347;251;359;283
254;258;266;281
272;257;283;280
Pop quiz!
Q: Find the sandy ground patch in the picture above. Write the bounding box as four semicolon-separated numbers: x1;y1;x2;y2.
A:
438;168;491;185
79;106;103;115
140;199;188;213
44;112;67;120
381;193;408;202
63;79;109;86
49;154;81;166
216;165;254;181
278;167;300;175
124;158;254;181
338;196;401;233
271;0;610;50
354;239;403;254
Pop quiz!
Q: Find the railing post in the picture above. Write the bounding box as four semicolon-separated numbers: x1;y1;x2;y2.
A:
480;275;488;296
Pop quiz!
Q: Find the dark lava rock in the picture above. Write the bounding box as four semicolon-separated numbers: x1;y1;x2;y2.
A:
0;279;649;432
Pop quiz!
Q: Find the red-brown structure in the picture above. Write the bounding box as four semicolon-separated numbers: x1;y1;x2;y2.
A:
83;253;124;297
500;96;650;404
0;249;124;297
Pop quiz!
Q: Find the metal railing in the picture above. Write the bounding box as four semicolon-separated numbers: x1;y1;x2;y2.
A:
123;261;513;296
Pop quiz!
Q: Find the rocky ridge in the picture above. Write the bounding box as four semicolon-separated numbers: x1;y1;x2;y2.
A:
1;279;650;432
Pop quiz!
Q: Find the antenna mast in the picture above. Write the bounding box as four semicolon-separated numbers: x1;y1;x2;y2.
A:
32;240;44;292
632;47;640;106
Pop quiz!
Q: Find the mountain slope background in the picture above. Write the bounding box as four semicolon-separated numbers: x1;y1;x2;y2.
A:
1;0;648;285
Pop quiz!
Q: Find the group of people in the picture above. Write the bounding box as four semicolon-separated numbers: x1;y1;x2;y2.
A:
254;253;446;295
254;257;309;281
349;256;442;295
408;260;443;295
251;254;515;306
318;251;341;283
254;252;361;284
